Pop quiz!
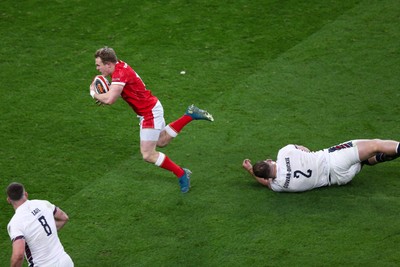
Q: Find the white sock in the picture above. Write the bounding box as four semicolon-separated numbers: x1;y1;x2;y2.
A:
155;152;166;167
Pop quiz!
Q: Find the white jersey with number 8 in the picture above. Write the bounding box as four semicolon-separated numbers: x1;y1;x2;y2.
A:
7;199;73;267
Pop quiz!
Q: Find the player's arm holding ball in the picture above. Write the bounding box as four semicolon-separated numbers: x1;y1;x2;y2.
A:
91;83;123;105
89;75;123;105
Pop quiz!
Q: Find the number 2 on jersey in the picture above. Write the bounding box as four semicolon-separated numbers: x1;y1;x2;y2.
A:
294;169;312;178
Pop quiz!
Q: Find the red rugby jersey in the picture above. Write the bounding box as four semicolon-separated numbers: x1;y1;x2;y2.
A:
111;60;158;115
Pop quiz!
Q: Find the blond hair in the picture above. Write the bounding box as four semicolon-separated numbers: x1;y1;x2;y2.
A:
95;46;118;64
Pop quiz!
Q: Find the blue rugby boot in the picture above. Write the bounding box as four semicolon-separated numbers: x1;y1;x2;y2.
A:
178;168;192;193
185;104;214;122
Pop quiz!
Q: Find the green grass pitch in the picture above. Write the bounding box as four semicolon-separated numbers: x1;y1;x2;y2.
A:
1;0;400;266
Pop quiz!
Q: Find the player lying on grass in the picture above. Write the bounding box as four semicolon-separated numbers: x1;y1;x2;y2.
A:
242;139;400;192
89;47;214;193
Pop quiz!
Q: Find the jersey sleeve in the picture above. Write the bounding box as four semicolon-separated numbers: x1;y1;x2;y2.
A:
42;200;56;213
7;221;24;241
278;144;297;156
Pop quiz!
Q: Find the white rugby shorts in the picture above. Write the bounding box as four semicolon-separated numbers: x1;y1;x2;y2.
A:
56;253;74;267
138;100;166;141
41;253;73;267
328;140;362;185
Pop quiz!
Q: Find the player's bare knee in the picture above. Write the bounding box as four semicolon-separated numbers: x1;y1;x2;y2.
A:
156;133;171;148
372;139;384;152
157;140;168;148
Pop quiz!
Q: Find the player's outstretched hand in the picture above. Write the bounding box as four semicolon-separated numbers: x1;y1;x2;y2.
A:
242;159;252;172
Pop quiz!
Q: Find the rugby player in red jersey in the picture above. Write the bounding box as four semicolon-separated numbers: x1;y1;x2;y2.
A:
90;47;214;193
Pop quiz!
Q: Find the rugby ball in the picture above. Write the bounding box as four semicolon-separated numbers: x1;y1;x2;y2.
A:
93;75;110;94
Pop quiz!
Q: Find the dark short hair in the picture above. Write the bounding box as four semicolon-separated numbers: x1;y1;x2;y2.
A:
95;46;118;64
7;182;25;201
253;161;271;178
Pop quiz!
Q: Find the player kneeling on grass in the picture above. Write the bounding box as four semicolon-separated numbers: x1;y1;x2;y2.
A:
89;47;214;193
242;139;400;192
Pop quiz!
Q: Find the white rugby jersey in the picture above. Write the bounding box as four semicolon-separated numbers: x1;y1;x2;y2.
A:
7;199;68;266
271;145;330;192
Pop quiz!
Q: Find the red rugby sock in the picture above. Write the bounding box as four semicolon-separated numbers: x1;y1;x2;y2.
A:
168;115;193;134
160;156;185;178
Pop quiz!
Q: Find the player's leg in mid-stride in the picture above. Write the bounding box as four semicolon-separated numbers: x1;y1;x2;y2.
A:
158;104;214;147
142;104;214;193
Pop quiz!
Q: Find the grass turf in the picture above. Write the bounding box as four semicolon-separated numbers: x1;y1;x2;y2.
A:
1;0;399;266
